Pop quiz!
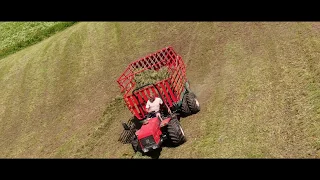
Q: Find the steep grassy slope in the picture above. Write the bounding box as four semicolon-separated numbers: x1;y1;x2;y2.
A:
0;22;319;158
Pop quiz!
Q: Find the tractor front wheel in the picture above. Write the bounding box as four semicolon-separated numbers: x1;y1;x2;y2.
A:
167;117;186;146
131;135;141;153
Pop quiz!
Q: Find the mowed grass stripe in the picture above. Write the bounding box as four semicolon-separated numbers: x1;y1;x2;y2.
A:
0;22;76;59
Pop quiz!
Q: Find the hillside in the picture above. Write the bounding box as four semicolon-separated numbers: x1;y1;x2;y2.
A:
0;22;319;158
0;22;75;59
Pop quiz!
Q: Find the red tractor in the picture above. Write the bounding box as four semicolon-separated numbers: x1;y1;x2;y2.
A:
117;46;200;154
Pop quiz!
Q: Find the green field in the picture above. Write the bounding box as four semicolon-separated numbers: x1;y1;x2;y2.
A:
0;22;76;59
0;22;319;158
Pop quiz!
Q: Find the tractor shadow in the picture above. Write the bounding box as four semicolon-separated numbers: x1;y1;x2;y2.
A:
143;140;184;159
144;148;162;159
162;141;181;148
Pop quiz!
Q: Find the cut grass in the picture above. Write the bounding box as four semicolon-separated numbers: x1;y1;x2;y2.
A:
134;67;170;89
0;22;76;59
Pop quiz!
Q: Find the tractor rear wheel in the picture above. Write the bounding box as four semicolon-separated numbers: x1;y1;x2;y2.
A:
187;92;200;114
131;135;141;153
167;116;186;146
181;93;191;117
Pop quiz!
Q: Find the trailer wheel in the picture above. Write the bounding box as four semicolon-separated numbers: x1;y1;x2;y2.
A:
187;92;200;114
181;93;192;117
